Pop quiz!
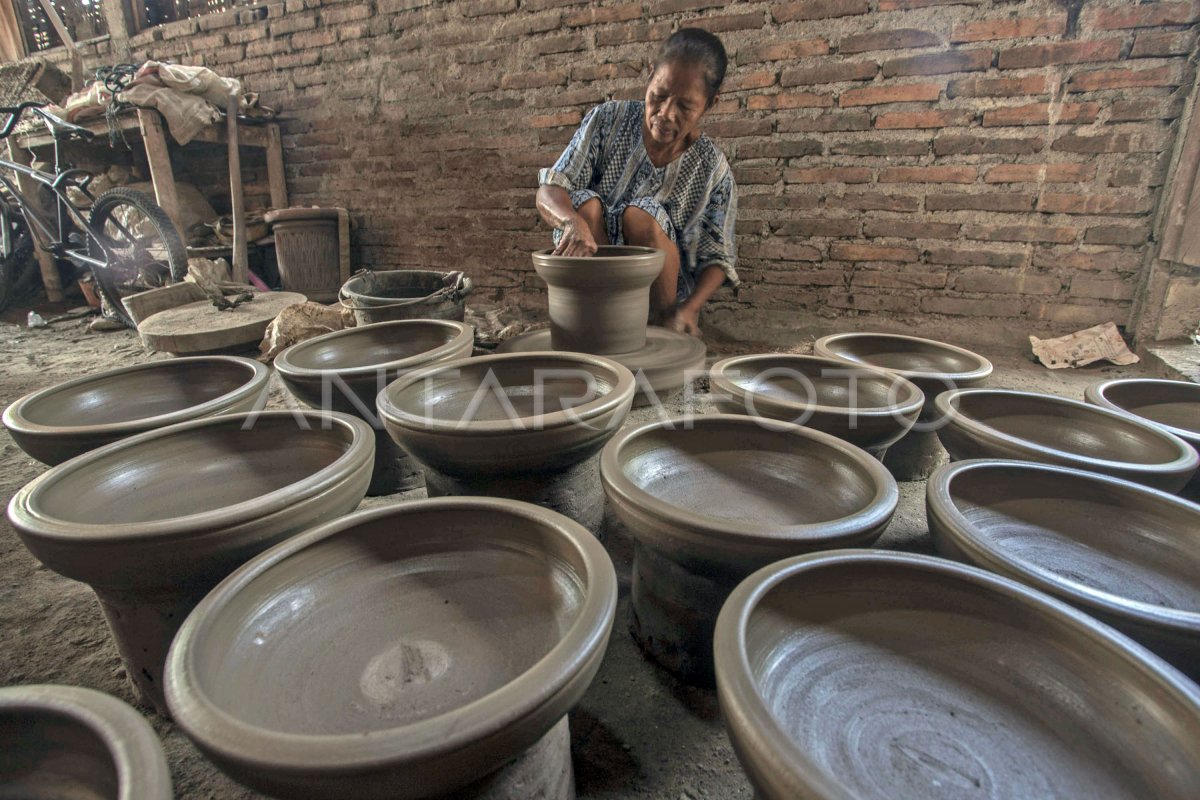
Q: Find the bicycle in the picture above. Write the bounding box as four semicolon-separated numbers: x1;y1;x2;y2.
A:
0;101;187;328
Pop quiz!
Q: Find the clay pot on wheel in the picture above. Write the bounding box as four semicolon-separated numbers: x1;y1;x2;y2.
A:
274;320;474;495
3;356;270;465
600;414;897;683
714;550;1200;800
814;332;993;481
6;410;374;714
532;246;664;355
0;684;172;799
165;498;617;800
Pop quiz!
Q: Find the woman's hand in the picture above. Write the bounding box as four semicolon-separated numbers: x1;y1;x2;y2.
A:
664;303;701;337
553;215;599;257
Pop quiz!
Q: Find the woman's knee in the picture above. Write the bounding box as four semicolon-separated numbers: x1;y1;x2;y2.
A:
577;197;604;224
621;205;666;244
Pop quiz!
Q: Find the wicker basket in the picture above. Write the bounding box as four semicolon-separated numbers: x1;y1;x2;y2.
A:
264;207;341;302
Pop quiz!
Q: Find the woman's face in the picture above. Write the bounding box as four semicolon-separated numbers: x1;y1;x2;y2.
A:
644;60;711;148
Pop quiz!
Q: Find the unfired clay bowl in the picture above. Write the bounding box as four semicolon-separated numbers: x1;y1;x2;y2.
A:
7;410;374;713
709;354;924;452
936;388;1198;492
0;684;172;799
378;351;635;475
2;356;270;465
165;498;617;800
928;459;1200;677
714;550;1200;800
601;414;897;682
532;245;664;355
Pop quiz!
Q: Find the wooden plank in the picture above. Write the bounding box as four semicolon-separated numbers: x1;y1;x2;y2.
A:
121;281;205;327
6;139;63;302
227;101;248;284
337;207;351;284
136;109;185;238
266;123;288;209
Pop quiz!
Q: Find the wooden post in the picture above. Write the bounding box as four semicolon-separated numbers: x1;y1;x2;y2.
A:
6;140;63;302
136;109;185;239
227;95;248;285
265;123;288;210
34;0;82;92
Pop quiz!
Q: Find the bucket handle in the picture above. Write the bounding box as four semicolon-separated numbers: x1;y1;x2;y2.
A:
339;270;474;311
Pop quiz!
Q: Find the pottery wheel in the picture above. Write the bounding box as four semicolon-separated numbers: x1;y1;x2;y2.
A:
499;326;706;404
138;292;308;355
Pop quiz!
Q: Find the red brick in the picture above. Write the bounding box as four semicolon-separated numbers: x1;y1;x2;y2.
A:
922;296;1028;318
706;119;774;138
771;0;870;23
1031;249;1143;272
881;50;991;77
832;139;931;156
647;0;724;15
462;0;517;16
1069;276;1135;300
500;70;568;90
879;166;976;184
926;193;1035;212
839;82;942;107
927;247;1027;268
739;39;831;63
964;224;1077;244
826;292;917;313
741;194;822;210
839;29;940;54
740;239;823;260
1088;2;1200;30
947;75;1047;98
779;111;872;132
737;139;823;158
998;39;1123;69
496;12;563;38
748;92;834;110
761;268;847;285
951;15;1066;43
570;62;642;82
852;271;947;288
774;218;861;236
785;166;872;183
953;269;1061;295
1084;224;1150;246
538;34;587;54
596;22;672;46
734;166;782;184
879;0;984;8
985;164;1095;183
1110;98;1185;122
1038;193;1152;215
1130;30;1197;58
829;243;920;262
1067;66;1186;93
935;135;1043;156
564;4;643;26
530;111;582;129
825;192;921;211
726;71;779;91
689;12;768;33
780;61;878;86
1052;131;1157;154
982;102;1100;127
875;110;974;129
863;220;961;238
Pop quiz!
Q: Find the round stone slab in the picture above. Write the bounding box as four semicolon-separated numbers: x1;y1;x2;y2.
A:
498;326;706;406
139;291;308;355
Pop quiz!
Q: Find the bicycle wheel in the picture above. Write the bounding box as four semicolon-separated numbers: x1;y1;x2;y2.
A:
88;187;187;329
0;204;35;312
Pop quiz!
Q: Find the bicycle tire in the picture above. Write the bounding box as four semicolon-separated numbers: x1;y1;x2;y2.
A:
0;209;35;313
88;187;188;329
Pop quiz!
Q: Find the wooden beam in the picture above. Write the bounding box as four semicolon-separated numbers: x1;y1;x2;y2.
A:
266;123;288;209
136;109;185;238
34;0;82;92
6;139;63;302
227;100;248;284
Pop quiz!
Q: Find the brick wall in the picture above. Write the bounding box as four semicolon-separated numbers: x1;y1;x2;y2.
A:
32;0;1200;345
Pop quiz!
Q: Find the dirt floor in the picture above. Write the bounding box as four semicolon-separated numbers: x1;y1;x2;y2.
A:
0;311;1153;799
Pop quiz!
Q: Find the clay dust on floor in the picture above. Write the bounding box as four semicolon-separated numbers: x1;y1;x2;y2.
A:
0;319;1149;799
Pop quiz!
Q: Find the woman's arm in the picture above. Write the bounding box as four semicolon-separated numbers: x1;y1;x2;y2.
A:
536;184;598;257
664;264;725;335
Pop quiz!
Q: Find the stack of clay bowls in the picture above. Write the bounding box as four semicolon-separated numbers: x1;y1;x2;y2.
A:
3;356;269;465
274;319;474;495
498;246;707;406
601;414;897;683
0;684;172;798
814;332;993;480
378;351;634;533
935;388;1197;492
713;549;1200;799
165;498;616;800
7;410;374;713
708;353;924;455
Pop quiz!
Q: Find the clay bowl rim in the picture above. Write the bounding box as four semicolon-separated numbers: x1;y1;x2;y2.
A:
1085;377;1200;446
165;497;617;771
377;350;636;436
272;319;475;382
813;331;994;384
0;683;173;800
600;413;898;544
712;548;1200;800
1;355;270;439
7;410;374;544
709;354;926;420
927;458;1200;635
531;244;665;268
935;388;1199;476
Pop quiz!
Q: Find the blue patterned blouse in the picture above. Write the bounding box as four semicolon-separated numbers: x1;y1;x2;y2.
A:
538;100;739;301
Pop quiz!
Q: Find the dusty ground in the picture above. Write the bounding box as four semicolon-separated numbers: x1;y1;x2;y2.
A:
0;312;1149;799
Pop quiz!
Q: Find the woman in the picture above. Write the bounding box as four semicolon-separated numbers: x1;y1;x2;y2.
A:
535;28;738;337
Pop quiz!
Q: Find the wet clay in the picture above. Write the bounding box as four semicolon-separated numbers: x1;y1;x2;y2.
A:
713;550;1200;800
498;326;706;407
602;415;897;682
2;356;269;465
165;499;616;800
0;684;172;799
6;411;375;714
928;460;1200;678
709;354;924;452
936;389;1198;493
532;245;664;355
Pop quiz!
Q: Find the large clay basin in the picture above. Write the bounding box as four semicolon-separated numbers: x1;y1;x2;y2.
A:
165;498;617;800
709;354;924;452
0;684;172;799
532;245;664;354
936;388;1198;492
713;550;1200;800
928;459;1200;677
601;414;897;682
274;320;474;494
2;356;269;465
6;410;374;714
